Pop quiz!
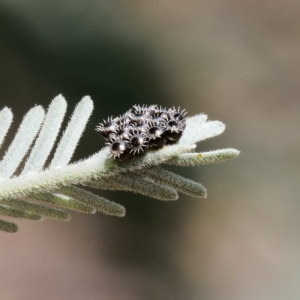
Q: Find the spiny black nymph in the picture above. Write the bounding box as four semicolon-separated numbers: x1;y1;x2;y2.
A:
96;105;187;161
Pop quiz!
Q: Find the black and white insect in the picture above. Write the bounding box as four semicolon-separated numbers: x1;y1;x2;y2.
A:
96;105;187;161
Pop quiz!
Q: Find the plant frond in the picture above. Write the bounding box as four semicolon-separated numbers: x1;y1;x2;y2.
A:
136;166;207;198
22;95;67;175
0;96;239;233
49;96;93;168
88;174;179;201
0;105;45;180
165;149;240;166
28;192;96;214
0;107;13;147
0;198;70;220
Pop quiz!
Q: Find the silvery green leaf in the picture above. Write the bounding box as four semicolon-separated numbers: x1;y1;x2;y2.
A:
22;95;67;175
0;96;239;233
0;105;45;180
1;198;70;220
166;148;240;166
136;166;207;198
179;115;225;145
28;192;96;214
59;186;126;217
0;143;194;201
0;204;42;220
0;107;13;148
0;219;18;233
50;96;93;168
88;173;179;201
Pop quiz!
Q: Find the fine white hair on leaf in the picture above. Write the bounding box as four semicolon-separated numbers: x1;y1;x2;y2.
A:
186;113;207;125
1;198;70;221
0;105;45;180
50;96;94;168
28;192;96;214
22;95;67;175
165;148;240;166
59;186;126;217
0;107;13;148
107;143;195;175
0;219;18;233
179;118;225;146
0;204;42;220
136;166;207;198
0;143;193;201
0;96;240;233
89;173;179;201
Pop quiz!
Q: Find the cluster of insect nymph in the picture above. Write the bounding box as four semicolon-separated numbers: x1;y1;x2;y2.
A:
96;105;187;161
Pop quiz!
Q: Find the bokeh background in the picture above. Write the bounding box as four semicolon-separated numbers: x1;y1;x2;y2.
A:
0;1;300;299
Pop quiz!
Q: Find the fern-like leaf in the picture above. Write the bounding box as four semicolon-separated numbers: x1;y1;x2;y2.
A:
0;96;239;233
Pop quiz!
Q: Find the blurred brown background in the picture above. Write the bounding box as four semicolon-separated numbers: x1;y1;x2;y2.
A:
0;0;300;299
